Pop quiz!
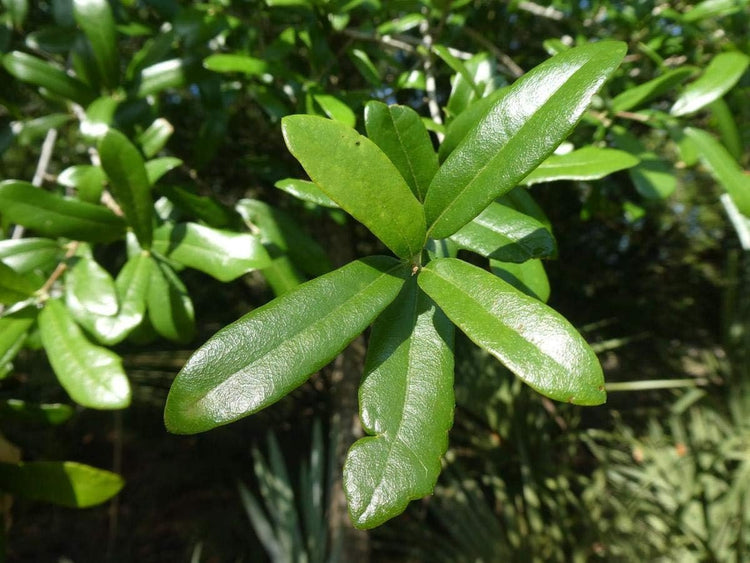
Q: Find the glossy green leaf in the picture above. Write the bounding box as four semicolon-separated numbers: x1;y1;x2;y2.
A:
0;307;36;375
450;201;555;263
499;187;553;232
344;279;454;529
349;49;381;87
683;0;747;22
521;147;639;186
610;67;695;112
273;178;339;208
685;127;750;216
73;0;119;89
418;258;604;405
433;45;483;98
0;261;41;304
282;115;426;260
2;51;95;105
157;185;238;227
0;399;74;426
64;245;118;316
145;157;182;185
236;199;331;277
98;128;153;248
0;238;62;274
364;101;439;201
57;165;106;203
203;53;267;76
671;52;749;117
165;256;408;434
39;299;131;409
610;127;676;200
312;94;356;128
153;222;271;282
425;41;626;239
0;461;123;507
137;118;174;158
709;98;743;163
490;259;550;302
70;252;152;345
147;256;195;344
80;96;119;141
446;52;501;118
376;13;423;34
136;58;192;97
0;183;124;244
260;255;305;296
439;87;508;162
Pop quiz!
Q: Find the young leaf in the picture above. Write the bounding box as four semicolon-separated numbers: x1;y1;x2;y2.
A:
610;67;694;112
57;165;106;203
344;279;454;529
424;41;627;239
2;51;95;105
0;262;41;304
610;127;676;200
282;115;426;260
490;259;550;303
418;258;604;405
98;128;154;248
39;299;131;409
152;222;271;282
164;256;408;434
0;180;126;242
273;178;339;209
671;52;749;117
364;101;439;201
521;146;639;185
0;461;123;508
64;246;118;316
449;201;556;263
73;0;119;89
685;127;750;215
147;256;195;344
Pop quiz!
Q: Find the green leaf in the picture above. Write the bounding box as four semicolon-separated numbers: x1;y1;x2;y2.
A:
146;256;195;343
236;199;332;277
671;52;749;117
433;45;483;98
0;238;62;274
610;67;695;112
203;53;267;76
164;256;407;434
0;261;41;304
344;279;454;529
145;157;182;185
0;461;123;508
449;201;556;263
364;101;439;201
98;128;154;248
418;258;604;405
610;127;676;199
425;41;626;239
39;299;131;409
273;178;339;208
0;182;125;243
312;94;356;128
282;115;426;260
136;58;193;98
349;49;381;87
490;259;550;302
0;307;36;375
709;98;743;163
2;51;95;105
57;165;106;203
682;0;747;22
521;147;640;186
499;187;552;232
73;0;119;89
64;245;118;317
446;52;501;118
70;252;152;345
3;0;28;28
0;399;74;426
157;185;238;227
685;128;750;215
137;118;174;158
153;222;271;282
15;114;72;145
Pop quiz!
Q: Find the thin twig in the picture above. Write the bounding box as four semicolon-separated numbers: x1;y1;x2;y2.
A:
517;1;565;21
419;17;444;142
37;241;80;297
462;26;524;78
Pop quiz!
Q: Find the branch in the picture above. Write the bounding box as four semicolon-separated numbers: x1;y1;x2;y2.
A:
419;18;444;142
517;1;565;21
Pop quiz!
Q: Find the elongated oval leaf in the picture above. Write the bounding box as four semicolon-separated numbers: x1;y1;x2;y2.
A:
0;180;126;242
0;461;123;508
685;127;750;215
73;0;119;89
0;238;62;274
490;259;550;302
0;262;41;304
153;222;271;282
58;165;106;203
0;399;73;426
282;115;426;260
450;201;556;263
137;118;174;158
64;246;118;316
344;279;454;529
671;52;749;117
39;299;131;409
164;256;408;434
424;41;626;239
365;101;439;201
147;256;195;344
2;51;95;105
136;58;192;97
709;98;743;163
273;178;339;208
145;157;182;185
611;67;695;112
0;307;36;373
312;94;356;127
99;129;153;248
610;127;676;199
203;53;268;76
521;146;639;186
418;258;604;405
